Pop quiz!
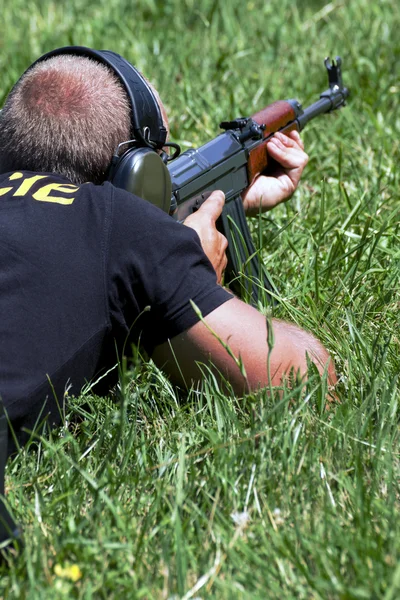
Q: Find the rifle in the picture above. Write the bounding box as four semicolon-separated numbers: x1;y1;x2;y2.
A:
167;57;349;304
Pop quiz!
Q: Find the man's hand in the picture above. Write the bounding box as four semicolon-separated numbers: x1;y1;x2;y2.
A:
184;190;228;283
242;130;309;217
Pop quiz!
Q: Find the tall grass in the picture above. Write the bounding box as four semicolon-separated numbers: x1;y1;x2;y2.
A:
1;0;399;597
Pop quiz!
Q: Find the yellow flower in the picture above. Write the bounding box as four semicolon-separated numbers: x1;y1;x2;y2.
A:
54;563;82;582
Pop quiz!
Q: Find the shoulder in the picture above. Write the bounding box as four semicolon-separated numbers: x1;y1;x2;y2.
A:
102;181;203;250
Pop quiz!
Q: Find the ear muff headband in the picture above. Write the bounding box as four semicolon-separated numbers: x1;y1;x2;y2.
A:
30;46;167;149
23;46;172;213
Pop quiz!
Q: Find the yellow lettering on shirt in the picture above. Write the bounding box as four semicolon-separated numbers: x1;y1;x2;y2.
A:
0;172;79;205
13;175;48;196
0;172;45;197
0;171;24;196
33;183;79;205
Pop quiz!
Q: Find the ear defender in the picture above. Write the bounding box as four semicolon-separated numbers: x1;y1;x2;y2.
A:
108;146;172;213
29;46;174;213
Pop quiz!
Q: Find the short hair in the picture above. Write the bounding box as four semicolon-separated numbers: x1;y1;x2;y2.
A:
0;55;132;184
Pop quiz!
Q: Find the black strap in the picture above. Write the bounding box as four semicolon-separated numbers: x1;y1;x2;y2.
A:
0;402;18;545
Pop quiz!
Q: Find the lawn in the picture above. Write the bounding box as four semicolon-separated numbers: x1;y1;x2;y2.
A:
1;0;399;597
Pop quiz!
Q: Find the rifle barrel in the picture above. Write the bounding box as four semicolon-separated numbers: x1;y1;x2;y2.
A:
297;85;349;130
297;97;333;130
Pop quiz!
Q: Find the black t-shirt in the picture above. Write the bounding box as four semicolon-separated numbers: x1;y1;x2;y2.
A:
0;171;231;443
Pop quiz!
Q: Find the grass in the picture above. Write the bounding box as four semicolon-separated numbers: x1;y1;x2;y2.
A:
1;0;400;597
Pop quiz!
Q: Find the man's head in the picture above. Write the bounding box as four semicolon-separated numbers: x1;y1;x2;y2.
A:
0;50;169;185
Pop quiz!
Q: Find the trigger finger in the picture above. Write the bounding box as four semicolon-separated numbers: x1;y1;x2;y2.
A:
202;190;225;220
208;190;225;206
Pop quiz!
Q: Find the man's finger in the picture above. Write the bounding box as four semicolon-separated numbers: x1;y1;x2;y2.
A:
287;129;304;150
267;138;308;170
196;190;225;222
272;131;303;148
220;232;228;252
267;141;308;170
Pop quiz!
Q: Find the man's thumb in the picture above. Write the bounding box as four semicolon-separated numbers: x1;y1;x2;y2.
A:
198;190;225;221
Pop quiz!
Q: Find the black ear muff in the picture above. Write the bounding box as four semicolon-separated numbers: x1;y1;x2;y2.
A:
108;147;172;213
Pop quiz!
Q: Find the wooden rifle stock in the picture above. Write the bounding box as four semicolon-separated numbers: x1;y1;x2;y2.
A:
247;100;299;185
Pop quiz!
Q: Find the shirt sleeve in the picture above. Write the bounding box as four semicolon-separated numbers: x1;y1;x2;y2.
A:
105;183;233;353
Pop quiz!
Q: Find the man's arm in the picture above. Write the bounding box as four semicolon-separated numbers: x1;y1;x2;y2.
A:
152;297;337;394
153;131;337;393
